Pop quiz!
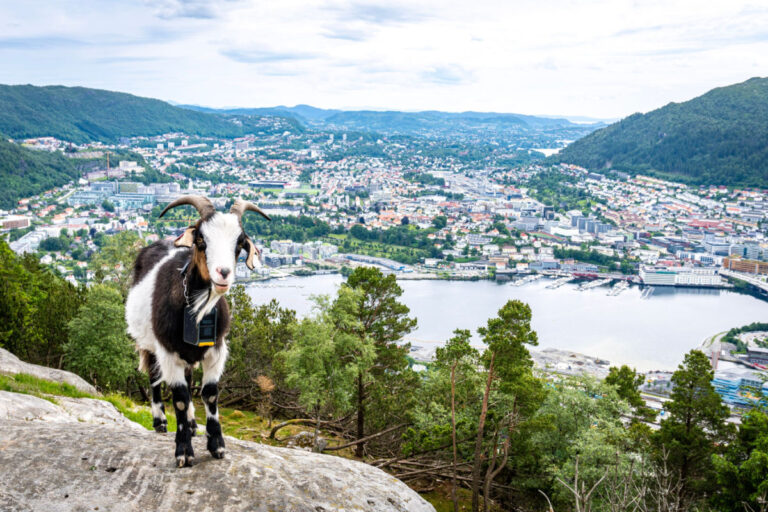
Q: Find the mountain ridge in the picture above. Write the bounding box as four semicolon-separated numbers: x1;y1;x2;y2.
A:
180;103;595;128
550;76;768;187
0;84;300;144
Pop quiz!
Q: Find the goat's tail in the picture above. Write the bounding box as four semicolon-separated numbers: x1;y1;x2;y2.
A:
138;349;152;374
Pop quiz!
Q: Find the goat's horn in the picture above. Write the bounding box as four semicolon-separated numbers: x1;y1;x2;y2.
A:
159;195;216;219
230;199;271;221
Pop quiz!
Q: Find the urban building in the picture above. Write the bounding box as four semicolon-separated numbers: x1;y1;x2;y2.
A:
723;256;768;275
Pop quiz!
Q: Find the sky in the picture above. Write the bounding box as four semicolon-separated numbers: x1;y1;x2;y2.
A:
1;0;767;119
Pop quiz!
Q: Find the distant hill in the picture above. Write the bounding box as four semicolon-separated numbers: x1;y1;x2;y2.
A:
551;77;768;187
0;85;300;144
179;104;602;142
0;136;79;209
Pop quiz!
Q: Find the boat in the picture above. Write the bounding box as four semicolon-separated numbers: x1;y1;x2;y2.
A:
578;278;611;291
608;280;629;296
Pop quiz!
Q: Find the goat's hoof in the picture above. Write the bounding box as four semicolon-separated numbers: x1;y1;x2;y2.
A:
154;423;167;433
207;435;225;458
176;455;195;468
189;419;198;436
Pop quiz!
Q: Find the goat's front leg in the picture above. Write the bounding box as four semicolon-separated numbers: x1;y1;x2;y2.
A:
202;345;228;459
171;382;196;467
184;367;198;436
156;350;195;467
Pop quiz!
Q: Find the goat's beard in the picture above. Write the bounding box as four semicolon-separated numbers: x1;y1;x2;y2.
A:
190;287;221;324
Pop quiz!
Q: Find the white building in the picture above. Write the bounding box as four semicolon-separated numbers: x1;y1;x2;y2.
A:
639;265;723;287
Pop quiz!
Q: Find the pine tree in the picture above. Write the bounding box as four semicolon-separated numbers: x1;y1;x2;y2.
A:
337;267;417;457
652;350;732;510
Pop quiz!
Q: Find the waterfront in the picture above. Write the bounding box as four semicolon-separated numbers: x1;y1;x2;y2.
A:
246;274;768;371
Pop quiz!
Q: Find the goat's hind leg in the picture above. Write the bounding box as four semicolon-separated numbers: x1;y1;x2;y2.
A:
144;351;167;433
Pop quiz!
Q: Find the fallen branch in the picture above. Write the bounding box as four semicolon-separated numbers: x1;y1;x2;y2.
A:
392;466;515;491
268;418;328;439
322;423;409;452
374;436;473;469
394;461;472;479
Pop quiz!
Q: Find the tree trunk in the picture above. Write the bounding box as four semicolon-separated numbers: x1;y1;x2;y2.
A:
313;403;321;452
451;361;459;512
355;371;365;458
471;352;495;512
137;381;149;403
483;430;510;512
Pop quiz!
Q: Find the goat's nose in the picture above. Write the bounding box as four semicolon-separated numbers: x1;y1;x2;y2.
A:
218;267;231;279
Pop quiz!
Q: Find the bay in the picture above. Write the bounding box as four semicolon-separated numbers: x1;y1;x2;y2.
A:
246;274;768;371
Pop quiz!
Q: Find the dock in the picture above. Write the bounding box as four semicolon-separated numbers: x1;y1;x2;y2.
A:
547;276;574;289
511;274;541;286
578;278;612;291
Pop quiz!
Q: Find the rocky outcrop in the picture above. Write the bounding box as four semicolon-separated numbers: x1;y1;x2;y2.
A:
0;391;435;512
0;391;143;430
0;348;98;395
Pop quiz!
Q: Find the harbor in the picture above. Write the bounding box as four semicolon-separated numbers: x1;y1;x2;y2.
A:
246;273;768;371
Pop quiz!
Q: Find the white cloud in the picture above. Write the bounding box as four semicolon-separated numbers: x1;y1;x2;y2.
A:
0;0;766;118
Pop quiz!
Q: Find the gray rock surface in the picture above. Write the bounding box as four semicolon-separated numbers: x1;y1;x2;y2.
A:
0;348;98;395
0;391;145;431
0;395;435;512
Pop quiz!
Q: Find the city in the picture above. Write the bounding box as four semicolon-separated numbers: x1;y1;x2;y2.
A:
4;126;768;415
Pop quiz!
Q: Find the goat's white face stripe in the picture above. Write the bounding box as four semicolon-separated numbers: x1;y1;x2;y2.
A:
198;212;242;289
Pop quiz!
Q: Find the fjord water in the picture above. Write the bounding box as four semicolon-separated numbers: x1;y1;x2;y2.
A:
247;275;768;371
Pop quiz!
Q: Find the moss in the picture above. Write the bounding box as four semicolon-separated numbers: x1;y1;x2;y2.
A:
420;487;476;511
420;486;502;512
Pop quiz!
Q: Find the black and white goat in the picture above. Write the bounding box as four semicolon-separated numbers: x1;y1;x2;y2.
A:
125;195;269;467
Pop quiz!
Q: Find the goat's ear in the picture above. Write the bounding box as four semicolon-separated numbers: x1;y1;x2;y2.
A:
174;227;195;248
243;235;261;270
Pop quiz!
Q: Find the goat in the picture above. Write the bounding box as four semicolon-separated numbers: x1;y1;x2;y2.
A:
125;195;270;467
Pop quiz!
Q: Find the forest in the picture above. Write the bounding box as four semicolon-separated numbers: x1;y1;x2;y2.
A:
0;84;301;144
552;77;768;187
0;136;80;209
1;233;766;512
